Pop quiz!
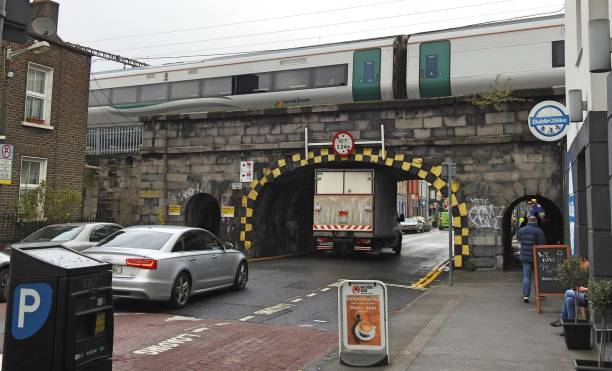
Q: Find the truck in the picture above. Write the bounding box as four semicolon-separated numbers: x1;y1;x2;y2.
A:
312;168;402;255
438;211;450;229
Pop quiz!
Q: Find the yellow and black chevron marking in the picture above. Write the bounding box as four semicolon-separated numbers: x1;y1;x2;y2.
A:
238;148;470;268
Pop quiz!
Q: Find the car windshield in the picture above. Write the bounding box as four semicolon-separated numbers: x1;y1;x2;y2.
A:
97;230;172;250
405;218;418;223
22;225;84;242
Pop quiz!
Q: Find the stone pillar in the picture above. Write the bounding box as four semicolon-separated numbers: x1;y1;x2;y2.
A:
571;154;588;259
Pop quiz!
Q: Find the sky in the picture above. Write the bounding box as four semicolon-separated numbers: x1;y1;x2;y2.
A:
52;0;566;72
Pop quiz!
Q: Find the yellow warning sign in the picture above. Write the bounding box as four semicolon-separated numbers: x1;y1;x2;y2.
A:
221;206;235;218
168;204;181;216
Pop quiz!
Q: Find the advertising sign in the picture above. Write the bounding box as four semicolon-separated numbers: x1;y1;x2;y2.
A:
0;144;14;185
338;280;388;366
528;101;570;142
240;161;254;182
332;131;356;157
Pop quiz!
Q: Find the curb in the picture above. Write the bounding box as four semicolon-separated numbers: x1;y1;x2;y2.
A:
410;259;448;289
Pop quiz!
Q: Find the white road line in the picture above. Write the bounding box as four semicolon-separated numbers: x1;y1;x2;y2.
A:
238;315;254;322
290;298;303;303
385;283;416;289
320;287;331;292
306;293;317;297
165;315;202;322
328;282;341;287
254;303;294;315
192;327;210;333
313;320;326;323
214;322;230;326
298;324;314;328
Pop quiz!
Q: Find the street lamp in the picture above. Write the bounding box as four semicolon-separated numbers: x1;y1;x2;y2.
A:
1;40;50;139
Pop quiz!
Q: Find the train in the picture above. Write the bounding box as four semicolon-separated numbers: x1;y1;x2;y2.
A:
88;14;564;128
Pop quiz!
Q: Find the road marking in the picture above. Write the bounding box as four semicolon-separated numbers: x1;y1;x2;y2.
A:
320;287;331;292
238;315;254;322
214;322;230;326
306;293;317;297
165;315;202;322
254;303;294;315
133;333;201;356
386;283;417;289
411;259;449;289
192;327;210;333
313;320;326;323
298;324;314;328
247;251;310;262
290;298;303;303
328;282;341;287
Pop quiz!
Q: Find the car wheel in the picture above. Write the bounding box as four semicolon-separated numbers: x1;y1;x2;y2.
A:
0;268;8;303
169;272;191;308
233;261;248;290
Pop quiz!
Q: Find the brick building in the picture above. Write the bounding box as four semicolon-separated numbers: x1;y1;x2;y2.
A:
0;0;91;243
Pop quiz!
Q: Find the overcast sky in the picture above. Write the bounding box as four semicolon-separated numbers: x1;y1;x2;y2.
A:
52;0;565;72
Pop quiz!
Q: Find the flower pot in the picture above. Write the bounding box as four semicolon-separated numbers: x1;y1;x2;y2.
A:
563;320;592;349
574;359;612;370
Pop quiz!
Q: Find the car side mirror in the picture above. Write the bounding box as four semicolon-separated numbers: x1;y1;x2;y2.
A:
223;242;234;250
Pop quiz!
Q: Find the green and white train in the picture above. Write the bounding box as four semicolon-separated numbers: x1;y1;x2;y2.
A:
88;15;564;128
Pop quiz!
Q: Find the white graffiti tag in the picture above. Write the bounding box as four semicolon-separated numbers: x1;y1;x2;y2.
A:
469;204;504;230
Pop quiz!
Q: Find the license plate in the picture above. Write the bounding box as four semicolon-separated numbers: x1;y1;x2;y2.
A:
112;265;122;274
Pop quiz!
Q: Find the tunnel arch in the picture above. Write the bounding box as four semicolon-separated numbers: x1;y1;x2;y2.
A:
239;147;471;267
501;194;563;270
184;193;221;236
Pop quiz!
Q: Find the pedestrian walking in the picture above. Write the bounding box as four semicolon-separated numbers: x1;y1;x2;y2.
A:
517;214;546;303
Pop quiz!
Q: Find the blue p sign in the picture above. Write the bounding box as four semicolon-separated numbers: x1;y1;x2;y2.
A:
11;283;52;340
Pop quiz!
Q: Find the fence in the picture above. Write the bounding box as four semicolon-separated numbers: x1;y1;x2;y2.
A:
86;125;143;155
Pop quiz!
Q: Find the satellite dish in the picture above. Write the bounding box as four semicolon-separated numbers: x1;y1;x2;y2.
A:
32;17;57;37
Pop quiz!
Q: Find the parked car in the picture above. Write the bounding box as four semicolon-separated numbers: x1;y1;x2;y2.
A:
400;217;423;233
82;225;248;308
0;251;10;302
12;222;124;252
416;216;431;232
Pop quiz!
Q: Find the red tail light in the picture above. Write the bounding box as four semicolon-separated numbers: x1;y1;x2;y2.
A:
356;239;371;246
126;258;158;270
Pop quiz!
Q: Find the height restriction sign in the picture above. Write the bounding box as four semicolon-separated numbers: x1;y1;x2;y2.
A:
0;144;14;185
332;131;355;157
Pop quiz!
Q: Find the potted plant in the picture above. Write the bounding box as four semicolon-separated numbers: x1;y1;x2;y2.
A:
556;256;591;349
574;278;612;370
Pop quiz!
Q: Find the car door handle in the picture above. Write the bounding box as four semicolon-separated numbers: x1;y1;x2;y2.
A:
189;257;197;261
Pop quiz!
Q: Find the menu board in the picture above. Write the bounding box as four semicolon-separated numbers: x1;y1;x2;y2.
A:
532;245;569;313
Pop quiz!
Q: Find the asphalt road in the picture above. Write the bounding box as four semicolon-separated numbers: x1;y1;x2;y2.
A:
114;229;450;330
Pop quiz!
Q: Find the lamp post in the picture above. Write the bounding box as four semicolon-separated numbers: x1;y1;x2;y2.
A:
1;40;50;141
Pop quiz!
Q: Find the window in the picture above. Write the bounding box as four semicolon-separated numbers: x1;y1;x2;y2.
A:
183;231;205;251
98;230;172;250
170;80;200;99
25;64;53;125
140;83;169;102
235;73;272;94
274;69;311;90
23;225;84;242
88;89;111;107
89;225;122;243
425;55;438;78
199;231;223;250
363;61;376;83
111;86;139;105
202;77;232;97
314;65;347;88
552;40;565;68
19;157;47;213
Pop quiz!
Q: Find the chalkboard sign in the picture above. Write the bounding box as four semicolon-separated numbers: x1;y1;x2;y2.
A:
532;245;569;314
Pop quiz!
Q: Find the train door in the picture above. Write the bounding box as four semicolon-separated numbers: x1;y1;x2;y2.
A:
419;40;451;98
352;49;381;101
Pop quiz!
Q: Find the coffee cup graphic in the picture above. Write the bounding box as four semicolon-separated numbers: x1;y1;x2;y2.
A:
355;319;376;341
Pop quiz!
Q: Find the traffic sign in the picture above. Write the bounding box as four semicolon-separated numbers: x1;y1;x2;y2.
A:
240;161;254;182
332;131;355;157
11;283;53;340
0;144;13;185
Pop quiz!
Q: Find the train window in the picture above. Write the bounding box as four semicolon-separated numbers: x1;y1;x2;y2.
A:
235;73;272;94
111;86;139;105
363;62;376;84
171;80;200;99
140;83;169;102
88;89;111;107
425;55;438;78
275;69;311;90
314;65;347;88
552;40;565;68
203;77;232;97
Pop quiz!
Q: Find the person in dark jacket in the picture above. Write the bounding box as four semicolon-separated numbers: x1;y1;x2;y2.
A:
517;214;546;303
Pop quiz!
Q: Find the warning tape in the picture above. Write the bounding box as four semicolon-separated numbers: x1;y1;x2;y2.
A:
312;224;373;231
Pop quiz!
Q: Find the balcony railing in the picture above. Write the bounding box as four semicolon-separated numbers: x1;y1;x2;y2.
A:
86;125;143;155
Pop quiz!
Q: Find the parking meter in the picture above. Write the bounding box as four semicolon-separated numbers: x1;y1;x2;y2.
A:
2;245;113;371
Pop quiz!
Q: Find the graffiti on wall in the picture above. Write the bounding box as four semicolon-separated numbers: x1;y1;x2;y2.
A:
168;184;202;204
468;197;505;230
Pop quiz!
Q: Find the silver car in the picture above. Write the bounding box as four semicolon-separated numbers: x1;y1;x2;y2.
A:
83;225;248;308
12;222;124;251
0;251;10;302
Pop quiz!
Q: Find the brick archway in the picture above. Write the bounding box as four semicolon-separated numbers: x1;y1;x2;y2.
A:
239;147;470;268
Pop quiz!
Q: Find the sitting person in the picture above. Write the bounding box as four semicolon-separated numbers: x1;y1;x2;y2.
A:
551;286;589;326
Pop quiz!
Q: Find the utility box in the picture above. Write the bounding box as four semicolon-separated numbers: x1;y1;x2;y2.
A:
2;245;113;371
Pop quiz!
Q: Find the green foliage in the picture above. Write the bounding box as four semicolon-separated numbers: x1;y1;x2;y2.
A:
16;181;82;221
556;256;589;290
464;75;526;111
588;279;612;317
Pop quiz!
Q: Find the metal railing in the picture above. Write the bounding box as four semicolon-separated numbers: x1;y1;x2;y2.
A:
86;125;143;155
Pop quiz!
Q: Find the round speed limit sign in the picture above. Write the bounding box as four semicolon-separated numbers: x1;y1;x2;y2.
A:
332;131;356;157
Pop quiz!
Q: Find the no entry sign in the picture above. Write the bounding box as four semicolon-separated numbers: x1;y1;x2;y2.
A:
332;131;355;157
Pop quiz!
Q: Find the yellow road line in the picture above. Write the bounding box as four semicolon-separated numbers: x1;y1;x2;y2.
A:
247;251;310;262
410;259;449;289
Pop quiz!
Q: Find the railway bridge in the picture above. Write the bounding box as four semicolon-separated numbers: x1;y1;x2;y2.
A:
92;89;565;270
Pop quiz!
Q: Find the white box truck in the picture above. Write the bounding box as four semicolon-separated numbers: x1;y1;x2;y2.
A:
313;168;402;255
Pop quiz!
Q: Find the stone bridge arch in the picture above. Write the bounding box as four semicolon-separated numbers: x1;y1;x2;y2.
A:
239;146;470;268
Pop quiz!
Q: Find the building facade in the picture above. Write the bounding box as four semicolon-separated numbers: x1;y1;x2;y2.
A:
0;0;92;243
564;0;612;278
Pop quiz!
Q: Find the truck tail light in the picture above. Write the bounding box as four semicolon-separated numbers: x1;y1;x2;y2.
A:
125;258;158;270
356;238;371;246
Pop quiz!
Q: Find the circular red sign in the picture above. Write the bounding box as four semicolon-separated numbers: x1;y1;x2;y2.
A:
332;131;355;157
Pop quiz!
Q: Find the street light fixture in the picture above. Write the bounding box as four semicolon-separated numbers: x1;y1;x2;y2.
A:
1;40;51;139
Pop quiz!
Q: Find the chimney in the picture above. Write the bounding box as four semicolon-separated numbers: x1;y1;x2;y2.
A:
29;0;60;38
